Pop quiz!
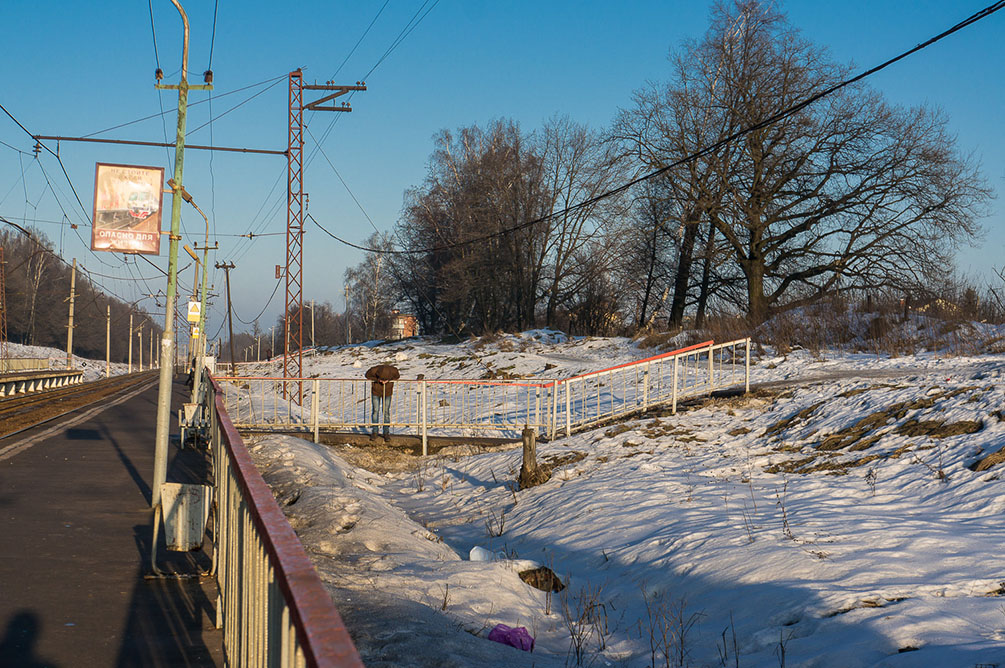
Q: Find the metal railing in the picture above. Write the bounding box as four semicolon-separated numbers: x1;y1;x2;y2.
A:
214;338;751;453
207;375;364;667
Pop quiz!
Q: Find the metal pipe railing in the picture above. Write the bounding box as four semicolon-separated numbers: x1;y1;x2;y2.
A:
213;338;752;444
208;375;364;667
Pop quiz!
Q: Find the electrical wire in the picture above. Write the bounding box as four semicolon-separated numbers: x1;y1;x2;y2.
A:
1;101;97;231
147;0;161;71
233;277;283;325
328;0;391;81
187;77;286;136
80;74;289;138
304;126;381;235
310;0;1005;257
0;138;28;154
362;0;440;81
308;0;440;165
208;0;220;71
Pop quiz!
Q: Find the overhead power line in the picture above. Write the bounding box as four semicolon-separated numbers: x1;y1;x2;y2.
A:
31;135;286;156
313;0;1005;257
81;74;289;138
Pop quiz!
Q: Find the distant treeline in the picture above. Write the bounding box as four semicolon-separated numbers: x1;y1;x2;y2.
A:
1;229;160;362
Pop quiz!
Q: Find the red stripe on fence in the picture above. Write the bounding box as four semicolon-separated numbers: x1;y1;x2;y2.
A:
562;340;714;382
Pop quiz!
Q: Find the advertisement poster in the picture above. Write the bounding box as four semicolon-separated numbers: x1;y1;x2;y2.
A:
91;163;164;255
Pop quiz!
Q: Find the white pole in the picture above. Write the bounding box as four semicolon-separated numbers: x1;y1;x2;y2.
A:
745;338;751;394
105;305;111;378
66;259;76;369
708;343;714;396
128;312;134;374
421;379;428;456
672;355;679;415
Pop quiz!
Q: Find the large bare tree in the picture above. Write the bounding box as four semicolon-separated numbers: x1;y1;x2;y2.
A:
617;0;990;324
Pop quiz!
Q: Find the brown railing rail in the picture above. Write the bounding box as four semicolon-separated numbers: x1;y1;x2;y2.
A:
209;375;364;667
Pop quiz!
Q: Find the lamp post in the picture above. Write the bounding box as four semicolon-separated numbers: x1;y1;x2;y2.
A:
175;188;213;403
151;0;212;509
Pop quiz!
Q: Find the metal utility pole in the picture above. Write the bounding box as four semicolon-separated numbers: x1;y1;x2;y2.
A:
128;312;134;373
0;247;8;371
66;259;76;369
105;305;110;378
344;284;351;345
138;326;143;371
215;261;236;373
284;69;365;403
176;191;214;403
310;298;315;349
152;0;213;509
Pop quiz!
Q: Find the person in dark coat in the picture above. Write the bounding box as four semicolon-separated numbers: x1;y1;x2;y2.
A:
365;364;400;441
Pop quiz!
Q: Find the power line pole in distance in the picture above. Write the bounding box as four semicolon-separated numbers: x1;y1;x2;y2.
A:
215;261;236;373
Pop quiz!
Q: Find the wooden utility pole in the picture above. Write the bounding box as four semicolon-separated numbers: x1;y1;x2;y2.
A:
215;261;236;372
66;259;76;369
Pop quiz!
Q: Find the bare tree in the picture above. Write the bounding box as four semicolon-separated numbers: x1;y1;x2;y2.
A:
538;115;626;327
344;232;396;341
616;0;990;324
395;120;552;335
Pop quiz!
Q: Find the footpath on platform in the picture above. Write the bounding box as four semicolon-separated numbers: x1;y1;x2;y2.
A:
0;375;224;667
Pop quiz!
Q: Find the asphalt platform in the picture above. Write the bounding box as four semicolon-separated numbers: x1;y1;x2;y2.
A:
0;376;224;667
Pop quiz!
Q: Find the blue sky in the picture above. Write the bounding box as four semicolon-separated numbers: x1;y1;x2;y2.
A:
1;1;1002;339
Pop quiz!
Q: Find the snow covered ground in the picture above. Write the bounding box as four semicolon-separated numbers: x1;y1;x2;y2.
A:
242;330;1005;667
4;342;130;381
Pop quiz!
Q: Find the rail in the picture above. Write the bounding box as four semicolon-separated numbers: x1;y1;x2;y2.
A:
207;375;364;667
214;338;751;453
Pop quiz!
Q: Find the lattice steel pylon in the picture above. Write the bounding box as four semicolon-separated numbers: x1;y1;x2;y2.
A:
283;69;365;403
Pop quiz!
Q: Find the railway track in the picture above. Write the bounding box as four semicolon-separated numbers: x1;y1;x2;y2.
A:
0;370;160;439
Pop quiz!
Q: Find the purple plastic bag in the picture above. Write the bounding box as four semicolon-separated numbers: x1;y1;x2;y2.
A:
488;623;535;652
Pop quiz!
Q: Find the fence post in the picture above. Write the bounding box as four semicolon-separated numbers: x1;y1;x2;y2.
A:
642;363;650;410
420;380;428;457
565;380;572;436
549;382;558;440
534;387;541;437
672;355;679;415
311;379;320;443
745;338;751;394
708;343;715;396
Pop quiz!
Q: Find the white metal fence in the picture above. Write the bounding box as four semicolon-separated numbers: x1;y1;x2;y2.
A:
214;338;750;454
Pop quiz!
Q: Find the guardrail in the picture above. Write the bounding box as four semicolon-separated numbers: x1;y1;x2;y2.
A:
214;338;751;453
207;375;364;667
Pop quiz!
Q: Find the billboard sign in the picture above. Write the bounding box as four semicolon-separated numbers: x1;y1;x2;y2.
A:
91;163;164;255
